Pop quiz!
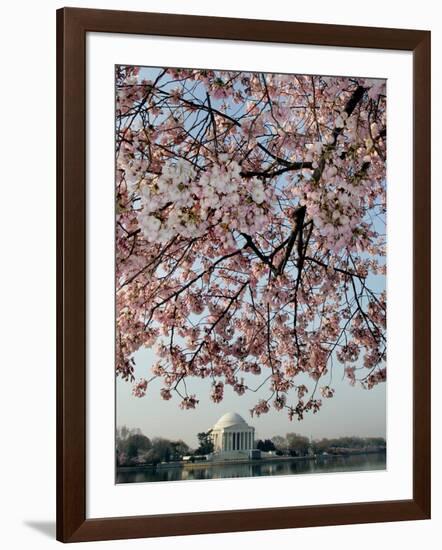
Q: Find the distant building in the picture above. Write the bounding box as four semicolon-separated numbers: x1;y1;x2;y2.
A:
209;412;255;460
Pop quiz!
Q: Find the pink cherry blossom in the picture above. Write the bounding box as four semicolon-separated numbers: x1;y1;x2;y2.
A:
115;66;386;421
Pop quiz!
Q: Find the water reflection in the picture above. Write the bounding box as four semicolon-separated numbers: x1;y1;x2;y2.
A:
116;452;386;484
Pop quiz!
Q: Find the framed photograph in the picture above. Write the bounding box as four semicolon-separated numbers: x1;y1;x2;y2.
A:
57;7;431;542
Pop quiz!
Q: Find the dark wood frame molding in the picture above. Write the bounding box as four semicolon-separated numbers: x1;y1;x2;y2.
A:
57;7;431;542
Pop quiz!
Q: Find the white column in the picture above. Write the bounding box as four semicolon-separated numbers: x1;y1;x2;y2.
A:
241;432;244;450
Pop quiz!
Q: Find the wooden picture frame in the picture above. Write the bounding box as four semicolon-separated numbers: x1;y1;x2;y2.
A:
57;7;431;542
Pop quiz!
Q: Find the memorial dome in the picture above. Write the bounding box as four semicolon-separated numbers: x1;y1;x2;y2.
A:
214;412;248;429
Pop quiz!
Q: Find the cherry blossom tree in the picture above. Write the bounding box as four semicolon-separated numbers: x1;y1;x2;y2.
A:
115;65;386;421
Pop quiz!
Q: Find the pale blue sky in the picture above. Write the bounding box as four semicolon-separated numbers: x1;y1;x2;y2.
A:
117;347;386;448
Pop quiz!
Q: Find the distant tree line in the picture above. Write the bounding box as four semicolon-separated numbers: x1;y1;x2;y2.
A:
116;426;386;466
256;433;311;456
116;426;189;466
312;436;386;453
255;434;386;457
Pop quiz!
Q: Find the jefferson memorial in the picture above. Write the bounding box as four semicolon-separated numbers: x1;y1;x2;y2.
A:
210;412;255;460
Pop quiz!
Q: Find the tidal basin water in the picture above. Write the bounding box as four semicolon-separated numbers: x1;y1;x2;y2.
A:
116;452;386;484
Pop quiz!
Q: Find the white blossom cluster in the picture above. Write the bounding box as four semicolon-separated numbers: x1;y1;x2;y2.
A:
138;159;271;243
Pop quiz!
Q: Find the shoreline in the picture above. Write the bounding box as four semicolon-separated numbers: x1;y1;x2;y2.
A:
117;450;386;473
